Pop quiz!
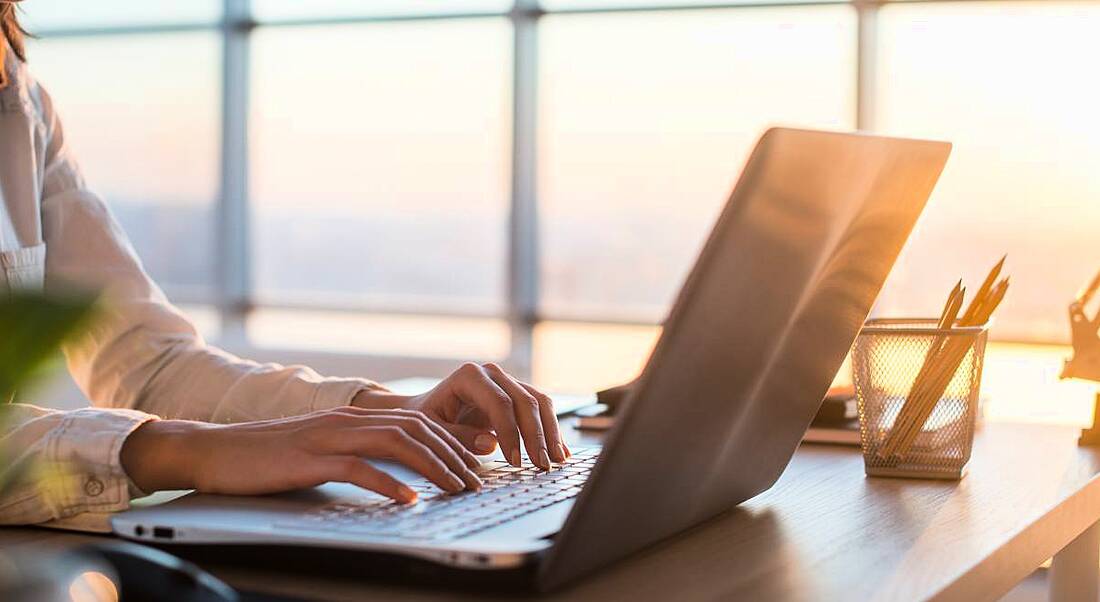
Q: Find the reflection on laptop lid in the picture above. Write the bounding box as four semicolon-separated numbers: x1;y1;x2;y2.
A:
540;128;950;589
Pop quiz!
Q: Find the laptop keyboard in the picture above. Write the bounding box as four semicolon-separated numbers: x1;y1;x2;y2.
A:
280;447;600;542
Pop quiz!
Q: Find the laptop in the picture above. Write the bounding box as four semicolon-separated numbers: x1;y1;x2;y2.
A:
112;128;951;591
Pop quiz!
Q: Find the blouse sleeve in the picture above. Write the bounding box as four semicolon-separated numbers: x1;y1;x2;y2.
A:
0;404;156;525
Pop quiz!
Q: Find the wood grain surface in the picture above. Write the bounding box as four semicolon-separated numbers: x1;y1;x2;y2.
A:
3;421;1098;602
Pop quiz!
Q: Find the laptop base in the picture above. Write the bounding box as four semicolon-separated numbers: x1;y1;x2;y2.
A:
149;541;543;596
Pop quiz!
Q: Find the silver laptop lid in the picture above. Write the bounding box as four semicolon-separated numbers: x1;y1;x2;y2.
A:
541;128;951;589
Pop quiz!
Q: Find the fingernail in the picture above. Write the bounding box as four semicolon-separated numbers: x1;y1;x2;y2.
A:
398;485;418;503
510;449;522;467
538;448;552;470
447;473;465;491
554;443;567;463
475;434;497;454
468;473;483;490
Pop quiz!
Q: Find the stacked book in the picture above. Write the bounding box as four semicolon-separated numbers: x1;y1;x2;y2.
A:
582;382;863;446
803;386;860;446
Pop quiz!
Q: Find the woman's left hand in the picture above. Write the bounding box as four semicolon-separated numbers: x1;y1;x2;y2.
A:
354;363;569;470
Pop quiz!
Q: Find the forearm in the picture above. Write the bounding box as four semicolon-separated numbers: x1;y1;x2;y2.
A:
119;420;208;493
352;388;415;411
93;363;567;505
117;393;443;494
113;336;385;422
69;304;389;422
116;407;485;502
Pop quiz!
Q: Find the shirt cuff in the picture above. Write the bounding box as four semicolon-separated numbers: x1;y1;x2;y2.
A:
40;408;158;518
309;378;389;413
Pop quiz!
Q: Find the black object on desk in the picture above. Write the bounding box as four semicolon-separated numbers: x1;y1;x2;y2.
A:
575;381;636;430
75;541;239;602
579;380;859;443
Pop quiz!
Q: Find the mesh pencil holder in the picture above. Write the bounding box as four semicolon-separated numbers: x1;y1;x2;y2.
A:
853;318;989;480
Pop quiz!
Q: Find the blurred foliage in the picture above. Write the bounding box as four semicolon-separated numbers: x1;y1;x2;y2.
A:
0;290;99;494
0;291;99;402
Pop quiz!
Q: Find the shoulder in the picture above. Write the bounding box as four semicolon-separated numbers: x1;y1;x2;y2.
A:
2;41;65;127
0;45;52;130
0;41;29;114
2;46;85;196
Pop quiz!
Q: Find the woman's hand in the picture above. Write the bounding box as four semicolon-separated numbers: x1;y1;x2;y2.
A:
355;363;570;470
120;407;484;504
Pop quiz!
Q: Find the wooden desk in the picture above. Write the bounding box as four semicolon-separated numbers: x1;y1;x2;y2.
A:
4;421;1100;601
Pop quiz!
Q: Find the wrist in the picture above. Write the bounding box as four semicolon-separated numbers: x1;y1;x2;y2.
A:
352;387;416;411
120;420;211;493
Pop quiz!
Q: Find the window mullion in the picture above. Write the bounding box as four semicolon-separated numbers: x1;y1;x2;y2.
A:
855;0;880;131
506;1;541;378
217;0;253;342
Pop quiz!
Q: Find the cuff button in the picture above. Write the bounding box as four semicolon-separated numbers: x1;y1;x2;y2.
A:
84;476;105;497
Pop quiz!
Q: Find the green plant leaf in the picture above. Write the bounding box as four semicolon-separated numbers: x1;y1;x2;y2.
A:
0;291;99;402
0;290;99;497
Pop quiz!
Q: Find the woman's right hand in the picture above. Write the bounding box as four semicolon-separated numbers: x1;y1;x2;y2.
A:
120;407;484;504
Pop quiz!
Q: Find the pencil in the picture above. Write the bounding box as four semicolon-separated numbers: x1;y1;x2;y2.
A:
881;257;1008;459
890;277;1009;457
881;300;962;457
960;255;1005;325
878;282;964;458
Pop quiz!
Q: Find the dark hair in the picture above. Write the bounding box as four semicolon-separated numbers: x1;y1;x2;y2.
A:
1;4;27;62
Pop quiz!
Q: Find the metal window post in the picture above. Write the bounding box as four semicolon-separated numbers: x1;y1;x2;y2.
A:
855;0;880;131
216;0;254;340
507;0;543;378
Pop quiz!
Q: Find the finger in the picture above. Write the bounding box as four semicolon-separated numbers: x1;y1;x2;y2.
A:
396;410;482;471
451;363;524;467
386;429;471;493
365;416;482;491
441;421;499;455
318;456;418;504
335;407;483;472
520;382;567;463
483;363;550;470
326;426;467;493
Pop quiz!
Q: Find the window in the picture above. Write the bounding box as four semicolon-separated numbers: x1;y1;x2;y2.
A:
539;7;855;321
250;19;512;315
20;0;1099;392
26;32;221;299
871;1;1100;343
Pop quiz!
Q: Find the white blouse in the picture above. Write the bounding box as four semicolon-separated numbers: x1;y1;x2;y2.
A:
0;45;381;525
